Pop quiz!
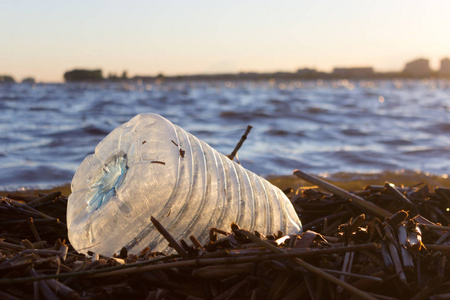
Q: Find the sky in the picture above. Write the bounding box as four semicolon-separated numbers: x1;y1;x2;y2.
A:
1;1;450;82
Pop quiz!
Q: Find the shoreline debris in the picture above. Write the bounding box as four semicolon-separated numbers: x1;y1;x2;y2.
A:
1;171;450;299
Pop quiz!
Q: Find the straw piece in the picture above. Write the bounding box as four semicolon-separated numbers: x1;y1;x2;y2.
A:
419;224;450;231
150;216;188;258
397;224;414;270
27;217;42;242
236;228;377;300
337;249;355;293
383;224;407;283
227;125;252;161
192;262;254;278
282;282;308;300
384;182;417;214
0;241;25;251
302;211;350;231
435;231;450;245
269;272;291;300
189;235;204;249
0;242;379;285
423;244;450;251
213;278;248;300
0;290;21;300
45;279;80;300
319;268;383;282
7;198;55;220
29;269;59;300
27;191;61;206
294;169;392;219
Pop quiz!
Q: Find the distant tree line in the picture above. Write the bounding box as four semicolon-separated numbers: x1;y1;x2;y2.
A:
0;75;15;83
0;75;36;84
63;69;133;82
7;58;450;85
62;63;450;84
64;69;103;82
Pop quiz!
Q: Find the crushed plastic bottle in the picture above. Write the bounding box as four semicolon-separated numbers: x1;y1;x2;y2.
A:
67;113;302;256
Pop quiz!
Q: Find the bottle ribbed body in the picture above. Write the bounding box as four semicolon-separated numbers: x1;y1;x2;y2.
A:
67;113;302;256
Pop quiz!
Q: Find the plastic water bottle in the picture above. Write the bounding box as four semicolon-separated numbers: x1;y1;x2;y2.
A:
67;113;302;256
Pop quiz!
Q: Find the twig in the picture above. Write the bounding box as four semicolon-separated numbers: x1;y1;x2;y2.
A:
227;125;252;161
423;244;450;251
0;243;379;284
29;269;59;300
419;224;450;231
380;242;394;271
293;169;392;219
0;241;25;252
59;244;69;261
302;211;350;231
397;224;414;271
273;273;293;300
435;231;450;245
283;282;308;300
365;292;399;300
383;224;407;283
319;268;383;282
45;279;80;300
0;290;21;300
192;262;254;278
150;216;188;257
1;217;61;225
189;236;204;249
214;278;248;300
27;191;61;207
384;183;417;214
236;229;378;300
6;198;57;220
27;217;42;242
337;248;355;293
0;255;34;273
1;249;70;267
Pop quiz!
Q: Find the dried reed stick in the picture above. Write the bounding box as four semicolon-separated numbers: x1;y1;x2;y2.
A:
227;125;252;161
294;169;392;219
236;229;378;300
150;216;188;258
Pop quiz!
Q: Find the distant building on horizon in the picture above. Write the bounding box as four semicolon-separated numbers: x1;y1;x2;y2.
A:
22;77;35;84
332;67;375;78
402;58;433;77
439;58;450;77
296;68;318;76
64;69;103;82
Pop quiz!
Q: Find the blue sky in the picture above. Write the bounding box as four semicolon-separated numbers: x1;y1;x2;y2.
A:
1;1;450;82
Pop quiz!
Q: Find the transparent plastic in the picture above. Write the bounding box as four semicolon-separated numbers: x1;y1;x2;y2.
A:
67;113;302;256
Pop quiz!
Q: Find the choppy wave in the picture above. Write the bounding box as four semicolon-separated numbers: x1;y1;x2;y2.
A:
0;79;449;190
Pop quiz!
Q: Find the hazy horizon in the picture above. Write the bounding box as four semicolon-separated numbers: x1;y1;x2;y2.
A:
2;1;450;82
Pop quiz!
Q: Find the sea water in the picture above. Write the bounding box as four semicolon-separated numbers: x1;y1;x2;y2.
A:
0;79;449;190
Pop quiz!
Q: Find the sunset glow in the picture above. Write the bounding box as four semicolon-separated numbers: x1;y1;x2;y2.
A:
1;0;450;82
